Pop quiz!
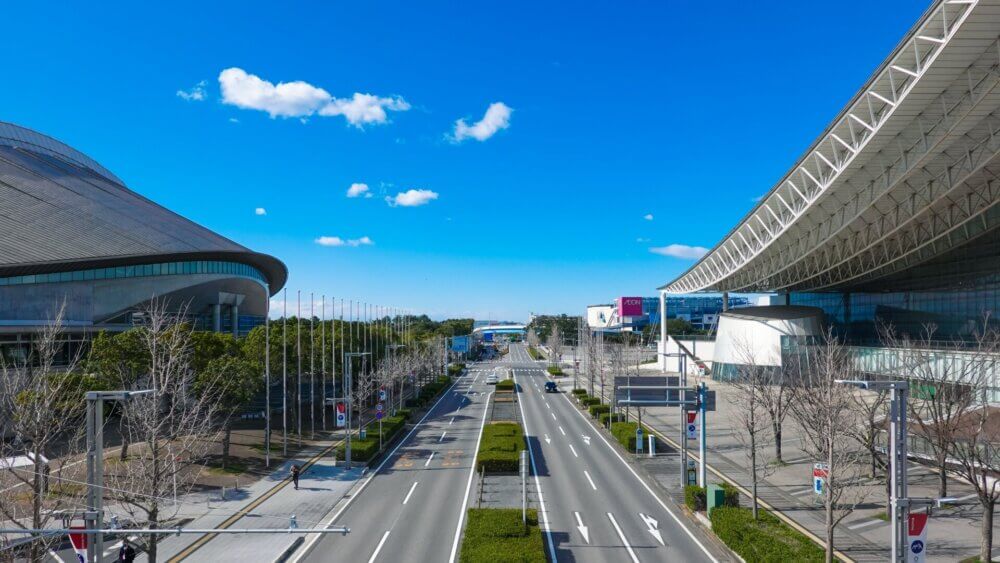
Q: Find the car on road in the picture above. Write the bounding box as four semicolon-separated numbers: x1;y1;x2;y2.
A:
544;381;558;393
485;373;498;385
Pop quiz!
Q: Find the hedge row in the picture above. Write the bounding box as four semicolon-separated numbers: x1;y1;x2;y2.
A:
598;412;626;427
334;412;409;462
588;404;610;418
580;397;601;407
477;422;525;473
495;379;515;391
459;508;545;563
710;507;826;562
448;363;465;376
546;365;563;376
685;483;741;511
570;388;587;397
405;375;452;408
609;421;656;451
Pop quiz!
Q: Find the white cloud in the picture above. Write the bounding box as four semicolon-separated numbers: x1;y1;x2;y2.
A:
649;244;709;259
386;189;439;207
451;102;512;142
636;237;650;243
319;93;410;128
643;213;654;221
315;236;375;247
228;117;240;123
176;80;207;101
346;183;372;198
218;67;408;127
255;207;267;216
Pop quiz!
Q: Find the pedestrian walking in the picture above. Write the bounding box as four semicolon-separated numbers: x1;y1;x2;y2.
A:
118;541;136;563
291;464;301;490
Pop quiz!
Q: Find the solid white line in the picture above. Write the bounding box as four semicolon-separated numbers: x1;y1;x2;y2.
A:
514;374;558;563
368;530;391;563
447;391;493;562
584;470;597;490
425;452;435;467
403;481;419;505
291;374;467;563
569;444;578;458
440;431;447;442
847;518;884;530
552;374;719;562
558;426;565;436
606;512;639;563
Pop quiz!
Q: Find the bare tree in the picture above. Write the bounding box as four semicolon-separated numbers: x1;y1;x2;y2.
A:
547;325;563;365
0;305;91;562
728;339;775;519
105;301;221;563
759;357;797;464
788;330;870;563
880;322;994;498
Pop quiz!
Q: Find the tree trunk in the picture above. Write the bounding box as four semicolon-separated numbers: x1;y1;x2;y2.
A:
981;499;995;563
222;423;232;470
773;422;783;462
826;442;835;563
937;450;948;498
751;445;759;520
148;505;158;563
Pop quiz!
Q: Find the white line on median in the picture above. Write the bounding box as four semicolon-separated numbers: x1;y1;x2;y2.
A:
425;452;435;467
606;513;639;563
447;391;494;562
368;530;391;563
403;481;419;505
584;470;597;490
569;444;578;458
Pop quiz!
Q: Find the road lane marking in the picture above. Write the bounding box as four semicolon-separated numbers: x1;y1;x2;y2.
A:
554;387;719;563
544;434;551;444
558;426;565;436
569;444;578;458
514;374;557;563
403;481;419;504
425;452;435;467
606;513;639;563
584;470;597;490
440;431;447;442
847;518;884;530
574;512;590;544
450;417;454;425
368;531;391;563
582;435;590;445
448;391;494;562
640;512;665;546
550;413;557;421
545;401;550;409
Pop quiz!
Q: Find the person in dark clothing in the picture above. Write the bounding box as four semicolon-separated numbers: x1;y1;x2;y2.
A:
118;542;136;563
291;464;301;490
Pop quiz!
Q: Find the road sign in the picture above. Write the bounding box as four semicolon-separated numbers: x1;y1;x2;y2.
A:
376;411;383;420
614;376;678;404
907;512;928;562
379;388;387;401
376;403;384;420
360;428;367;440
336;402;346;428
635;427;644;453
69;526;86;563
813;462;829;496
686;411;698;440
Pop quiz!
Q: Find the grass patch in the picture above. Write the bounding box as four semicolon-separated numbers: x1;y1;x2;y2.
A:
495;379;515;391
872;511;890;521
711;506;826;562
460;508;545;563
205;460;250;476
546;365;563;376
477;422;525;473
527;347;543;360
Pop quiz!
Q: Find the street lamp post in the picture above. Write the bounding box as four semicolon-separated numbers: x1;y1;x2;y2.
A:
660;350;688;486
342;352;370;467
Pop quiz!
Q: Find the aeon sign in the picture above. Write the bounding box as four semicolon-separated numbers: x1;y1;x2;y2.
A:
618;297;644;317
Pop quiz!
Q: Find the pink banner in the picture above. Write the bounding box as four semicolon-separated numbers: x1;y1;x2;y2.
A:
618;297;644;317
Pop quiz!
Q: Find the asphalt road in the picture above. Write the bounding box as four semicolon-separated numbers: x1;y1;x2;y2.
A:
510;343;723;562
296;366;492;563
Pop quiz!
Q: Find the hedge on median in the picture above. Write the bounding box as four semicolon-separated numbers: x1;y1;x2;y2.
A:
405;375;452;408
710;506;825;562
460;508;545;563
495;379;515;391
334;414;408;462
588;404;610;418
545;365;563;376
476;422;525;473
598;412;626;427
609;421;657;451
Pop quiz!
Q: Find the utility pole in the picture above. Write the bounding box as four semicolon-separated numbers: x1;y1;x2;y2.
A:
265;283;271;468
321;295;326;431
310;293;315;439
297;290;302;446
282;288;288;457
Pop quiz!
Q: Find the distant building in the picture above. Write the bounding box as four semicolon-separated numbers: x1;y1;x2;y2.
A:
586;295;748;333
0;122;286;361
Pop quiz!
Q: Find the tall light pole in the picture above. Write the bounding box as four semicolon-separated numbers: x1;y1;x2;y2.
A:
310;292;315;439
282;288;288;457
342;352;370;467
265;284;271;468
321;295;327;431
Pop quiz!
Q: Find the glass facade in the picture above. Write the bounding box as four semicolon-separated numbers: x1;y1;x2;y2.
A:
790;226;1000;346
0;260;267;288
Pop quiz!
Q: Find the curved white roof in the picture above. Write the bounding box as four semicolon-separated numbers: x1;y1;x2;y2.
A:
663;0;1000;294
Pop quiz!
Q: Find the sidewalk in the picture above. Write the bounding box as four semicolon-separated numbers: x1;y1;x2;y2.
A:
566;360;997;562
140;440;362;563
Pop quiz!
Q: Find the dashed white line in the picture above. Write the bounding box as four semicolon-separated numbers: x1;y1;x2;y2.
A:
425;452;435;467
440;431;447;442
584;470;597;490
450;417;454;425
569;444;579;458
368;530;391;563
607;513;639;563
403;481;419;504
558;426;565;436
551;412;557;421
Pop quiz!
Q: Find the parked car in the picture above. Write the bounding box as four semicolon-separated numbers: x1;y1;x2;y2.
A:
486;374;498;385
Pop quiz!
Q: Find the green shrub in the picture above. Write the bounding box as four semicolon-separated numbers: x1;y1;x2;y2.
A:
599;412;626;427
546;365;563;376
460;509;545;563
527;347;543;360
571;388;587;396
448;364;465;376
721;482;741;507
581;397;601;407
609;421;654;451
588;404;610;418
396;408;412;421
495;379;515;391
477;422;525;473
685;485;706;511
710;507;825;562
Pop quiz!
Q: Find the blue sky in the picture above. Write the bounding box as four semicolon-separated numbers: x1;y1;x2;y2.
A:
3;0;929;320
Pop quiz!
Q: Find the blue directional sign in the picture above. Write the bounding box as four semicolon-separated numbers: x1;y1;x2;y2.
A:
451;335;470;353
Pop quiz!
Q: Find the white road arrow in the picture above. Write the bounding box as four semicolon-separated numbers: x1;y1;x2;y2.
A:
640;513;665;546
544;434;551;444
582;435;591;445
574;512;590;544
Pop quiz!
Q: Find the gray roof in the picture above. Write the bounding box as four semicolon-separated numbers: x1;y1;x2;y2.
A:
0;122;286;293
